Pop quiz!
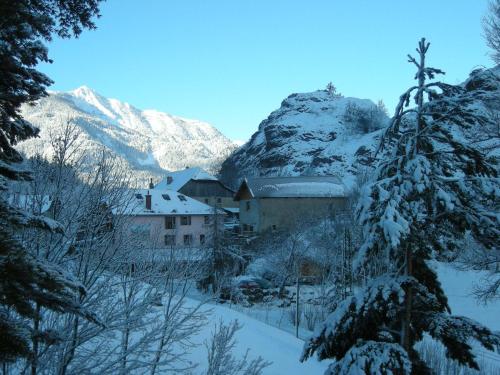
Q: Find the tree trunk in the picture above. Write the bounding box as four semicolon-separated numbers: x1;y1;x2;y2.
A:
58;316;79;375
400;39;426;352
401;245;413;352
31;304;40;375
295;276;300;338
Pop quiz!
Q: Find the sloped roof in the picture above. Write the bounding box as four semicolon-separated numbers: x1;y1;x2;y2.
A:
123;189;217;216
235;176;346;199
154;167;217;192
9;194;52;214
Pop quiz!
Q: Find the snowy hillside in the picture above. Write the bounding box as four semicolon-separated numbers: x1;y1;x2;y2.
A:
186;301;328;375
18;86;237;180
219;90;388;190
454;65;500;157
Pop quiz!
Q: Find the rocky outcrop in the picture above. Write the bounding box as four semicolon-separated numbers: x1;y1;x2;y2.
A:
219;90;388;190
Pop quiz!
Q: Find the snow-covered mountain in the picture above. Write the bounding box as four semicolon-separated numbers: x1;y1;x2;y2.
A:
18;86;237;180
219;90;389;190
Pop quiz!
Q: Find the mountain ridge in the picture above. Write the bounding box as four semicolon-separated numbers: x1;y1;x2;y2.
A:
18;86;237;181
219;66;499;192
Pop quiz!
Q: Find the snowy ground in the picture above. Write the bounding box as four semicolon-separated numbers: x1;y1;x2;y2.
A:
434;262;500;371
185;302;328;375
190;262;500;374
435;262;499;332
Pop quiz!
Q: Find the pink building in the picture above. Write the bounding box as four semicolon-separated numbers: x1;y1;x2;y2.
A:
124;189;222;249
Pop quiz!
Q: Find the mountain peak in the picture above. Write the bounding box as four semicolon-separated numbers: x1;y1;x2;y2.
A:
18;88;237;180
71;85;98;96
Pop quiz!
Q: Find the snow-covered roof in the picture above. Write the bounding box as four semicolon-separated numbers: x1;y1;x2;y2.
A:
154;167;218;192
123;189;217;216
223;207;239;213
235;176;346;199
8;194;52;214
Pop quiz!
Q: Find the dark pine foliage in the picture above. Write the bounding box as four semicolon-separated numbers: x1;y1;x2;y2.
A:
0;0;103;362
301;39;500;374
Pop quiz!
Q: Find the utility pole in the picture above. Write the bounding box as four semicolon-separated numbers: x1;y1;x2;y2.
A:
295;275;300;338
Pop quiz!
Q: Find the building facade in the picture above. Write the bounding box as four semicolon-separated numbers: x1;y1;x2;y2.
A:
124;189;222;249
234;176;348;234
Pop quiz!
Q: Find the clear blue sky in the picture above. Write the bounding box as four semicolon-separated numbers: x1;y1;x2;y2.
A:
40;0;493;142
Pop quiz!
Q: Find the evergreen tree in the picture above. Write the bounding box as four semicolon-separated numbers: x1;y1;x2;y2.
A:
0;0;103;363
377;99;388;117
301;38;500;374
326;82;342;97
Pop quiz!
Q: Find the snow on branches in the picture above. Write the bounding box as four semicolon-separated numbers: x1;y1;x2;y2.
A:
302;38;500;374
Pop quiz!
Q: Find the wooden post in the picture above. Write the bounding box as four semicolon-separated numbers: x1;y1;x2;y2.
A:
295;275;300;338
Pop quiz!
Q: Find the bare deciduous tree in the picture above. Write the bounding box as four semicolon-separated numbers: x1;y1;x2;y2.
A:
204;320;271;375
484;0;500;64
8;120;209;375
455;236;500;304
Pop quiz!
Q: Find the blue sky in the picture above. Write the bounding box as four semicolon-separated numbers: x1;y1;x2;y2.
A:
40;0;493;142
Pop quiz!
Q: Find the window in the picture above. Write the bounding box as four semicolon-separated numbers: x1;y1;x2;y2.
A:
162;194;171;200
178;195;187;202
130;224;150;243
272;224;277;231
181;216;191;225
165;216;176;229
204;198;209;204
164;235;176;246
217;198;221;203
245;201;250;211
183;234;193;246
204;216;210;225
200;234;206;244
243;224;254;233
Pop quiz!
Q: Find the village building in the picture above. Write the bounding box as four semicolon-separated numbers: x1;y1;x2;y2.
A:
8;193;54;216
154;167;237;211
123;188;223;249
234;176;348;234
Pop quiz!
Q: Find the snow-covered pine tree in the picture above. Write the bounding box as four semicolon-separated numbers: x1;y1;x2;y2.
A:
301;38;500;374
0;0;102;363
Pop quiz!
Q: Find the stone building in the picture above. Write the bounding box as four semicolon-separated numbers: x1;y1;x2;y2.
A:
234;176;348;234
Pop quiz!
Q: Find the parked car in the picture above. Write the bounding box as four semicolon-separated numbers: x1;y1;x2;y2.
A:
219;276;272;304
233;276;272;290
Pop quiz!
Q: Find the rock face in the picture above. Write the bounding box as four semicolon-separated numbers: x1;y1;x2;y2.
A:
220;66;500;191
18;86;237;180
219;90;389;190
457;65;500;157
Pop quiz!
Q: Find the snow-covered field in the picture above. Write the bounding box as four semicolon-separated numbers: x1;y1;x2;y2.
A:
436;262;499;332
186;302;328;374
192;262;500;374
435;263;500;372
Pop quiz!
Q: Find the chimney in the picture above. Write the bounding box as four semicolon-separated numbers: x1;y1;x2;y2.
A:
149;178;154;189
167;176;173;185
145;191;152;210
